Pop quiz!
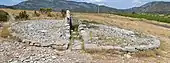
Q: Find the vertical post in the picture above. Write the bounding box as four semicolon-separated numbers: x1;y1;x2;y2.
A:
98;5;100;14
66;10;72;35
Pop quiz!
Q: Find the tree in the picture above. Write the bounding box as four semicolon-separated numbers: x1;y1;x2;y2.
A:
132;12;136;14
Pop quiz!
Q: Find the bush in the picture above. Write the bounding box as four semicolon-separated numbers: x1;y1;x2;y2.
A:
47;12;53;17
40;8;46;14
61;9;66;18
33;10;40;17
46;8;52;12
15;11;29;20
0;10;9;22
40;8;52;14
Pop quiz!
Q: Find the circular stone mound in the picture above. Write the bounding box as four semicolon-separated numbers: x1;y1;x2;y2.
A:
79;23;160;52
10;20;69;49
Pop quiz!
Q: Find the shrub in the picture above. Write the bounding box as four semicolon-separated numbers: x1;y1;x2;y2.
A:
15;11;29;20
40;8;46;14
132;12;136;14
46;8;52;12
47;12;53;17
40;8;52;14
61;9;66;18
0;10;9;22
55;13;61;19
33;10;40;17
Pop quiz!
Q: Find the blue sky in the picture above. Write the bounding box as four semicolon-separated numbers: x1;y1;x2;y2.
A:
0;0;170;9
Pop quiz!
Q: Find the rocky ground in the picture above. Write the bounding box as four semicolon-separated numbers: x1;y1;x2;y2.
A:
79;22;160;52
0;19;163;63
0;39;165;63
0;39;93;63
1;8;170;63
10;20;70;50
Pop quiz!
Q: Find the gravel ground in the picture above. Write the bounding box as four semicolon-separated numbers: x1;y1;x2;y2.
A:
10;20;70;49
1;39;162;63
2;19;162;63
0;39;93;63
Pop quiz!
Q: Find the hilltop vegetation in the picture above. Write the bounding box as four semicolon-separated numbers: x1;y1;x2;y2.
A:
126;1;170;14
0;8;64;21
11;0;119;13
114;12;170;23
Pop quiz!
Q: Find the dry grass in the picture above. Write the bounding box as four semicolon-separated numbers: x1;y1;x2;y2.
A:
133;50;159;57
0;8;63;20
74;13;170;38
0;23;11;38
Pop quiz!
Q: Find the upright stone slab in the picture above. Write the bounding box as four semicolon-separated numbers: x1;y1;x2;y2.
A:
78;24;90;43
64;23;70;40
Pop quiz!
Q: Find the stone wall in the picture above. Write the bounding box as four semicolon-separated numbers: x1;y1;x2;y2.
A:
9;19;160;52
9;20;71;50
78;22;160;52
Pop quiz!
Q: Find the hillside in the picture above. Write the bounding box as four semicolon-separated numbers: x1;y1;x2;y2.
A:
126;1;170;14
10;0;120;13
2;1;170;14
0;5;7;8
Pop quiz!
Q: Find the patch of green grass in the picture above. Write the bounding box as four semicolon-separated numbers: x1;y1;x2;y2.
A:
114;13;170;23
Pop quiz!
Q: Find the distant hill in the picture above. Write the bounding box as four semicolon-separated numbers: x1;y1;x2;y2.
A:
10;0;120;13
126;1;170;14
0;5;7;8
2;1;170;14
